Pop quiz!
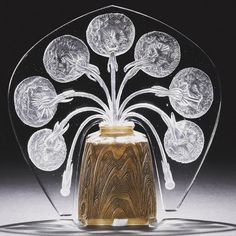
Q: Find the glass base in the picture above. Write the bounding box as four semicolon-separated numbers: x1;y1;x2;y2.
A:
0;218;235;235
82;217;155;226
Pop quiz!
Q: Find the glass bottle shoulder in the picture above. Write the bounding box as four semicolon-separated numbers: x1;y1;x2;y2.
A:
86;130;148;145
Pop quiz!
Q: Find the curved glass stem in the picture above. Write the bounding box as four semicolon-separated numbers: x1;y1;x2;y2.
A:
72;92;111;118
116;67;140;109
46;122;70;144
70;60;112;112
87;63;100;75
36;91;74;110
60;114;103;196
116;61;151;109
53;91;74;105
124;58;150;72
152;85;203;107
65;54;112;109
107;52;118;123
59;107;109;129
118;88;157;117
46;90;111;118
86;70;113;112
121;103;172;128
123;112;175;190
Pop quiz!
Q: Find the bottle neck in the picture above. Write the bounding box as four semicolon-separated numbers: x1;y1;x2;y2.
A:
99;122;135;136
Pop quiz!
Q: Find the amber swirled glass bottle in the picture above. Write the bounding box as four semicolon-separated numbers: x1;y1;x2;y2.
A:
78;122;157;226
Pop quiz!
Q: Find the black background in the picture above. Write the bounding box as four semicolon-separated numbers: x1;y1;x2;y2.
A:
2;1;236;185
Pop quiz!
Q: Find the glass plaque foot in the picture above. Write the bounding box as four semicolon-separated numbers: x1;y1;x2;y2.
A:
1;218;236;235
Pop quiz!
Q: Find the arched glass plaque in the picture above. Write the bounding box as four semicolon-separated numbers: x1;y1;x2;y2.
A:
3;5;229;236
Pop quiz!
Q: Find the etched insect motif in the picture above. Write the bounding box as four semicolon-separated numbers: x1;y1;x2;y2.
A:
124;31;180;77
163;113;204;163
43;35;100;83
169;68;214;118
151;67;213;119
27;124;68;171
86;13;135;57
13;12;214;200
14;76;74;127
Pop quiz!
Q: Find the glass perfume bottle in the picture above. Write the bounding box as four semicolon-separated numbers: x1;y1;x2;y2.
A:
78;122;157;226
7;5;221;232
